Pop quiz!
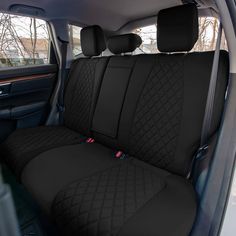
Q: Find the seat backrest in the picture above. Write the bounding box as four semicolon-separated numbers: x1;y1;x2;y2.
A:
117;4;229;176
88;4;228;177
91;33;142;146
118;52;228;176
64;26;109;137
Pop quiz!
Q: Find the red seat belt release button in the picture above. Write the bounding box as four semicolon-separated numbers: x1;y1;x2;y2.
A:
115;151;127;159
86;138;95;143
115;151;123;158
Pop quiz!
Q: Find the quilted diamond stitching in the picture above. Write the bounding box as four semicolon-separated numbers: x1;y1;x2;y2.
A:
129;56;184;170
52;162;165;236
64;59;98;134
2;126;84;177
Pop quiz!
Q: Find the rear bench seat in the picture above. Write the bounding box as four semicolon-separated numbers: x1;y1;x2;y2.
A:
1;25;108;178
3;4;230;236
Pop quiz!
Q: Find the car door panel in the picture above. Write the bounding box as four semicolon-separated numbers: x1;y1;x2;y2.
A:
0;64;57;142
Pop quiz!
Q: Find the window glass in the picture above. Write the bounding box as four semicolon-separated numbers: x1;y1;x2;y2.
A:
133;25;158;54
133;17;228;54
192;17;228;51
0;13;50;68
68;24;82;57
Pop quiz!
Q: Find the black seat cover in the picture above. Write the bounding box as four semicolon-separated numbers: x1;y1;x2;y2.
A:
108;33;142;54
1;25;108;178
52;158;196;236
50;5;228;235
21;34;143;211
118;51;228;176
157;4;198;52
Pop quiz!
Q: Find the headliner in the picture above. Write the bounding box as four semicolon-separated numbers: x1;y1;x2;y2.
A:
0;0;182;31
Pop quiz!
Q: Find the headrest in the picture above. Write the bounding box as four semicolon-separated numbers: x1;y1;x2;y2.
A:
108;33;142;54
80;25;106;57
157;4;199;52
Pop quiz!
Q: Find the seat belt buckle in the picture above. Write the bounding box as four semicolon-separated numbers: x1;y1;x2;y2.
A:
114;151;127;160
86;138;95;143
187;144;209;180
195;144;209;160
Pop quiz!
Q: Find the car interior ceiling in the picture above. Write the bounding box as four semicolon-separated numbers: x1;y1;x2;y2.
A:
0;0;235;236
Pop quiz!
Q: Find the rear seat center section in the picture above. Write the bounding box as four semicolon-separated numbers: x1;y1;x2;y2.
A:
1;4;229;236
92;56;138;138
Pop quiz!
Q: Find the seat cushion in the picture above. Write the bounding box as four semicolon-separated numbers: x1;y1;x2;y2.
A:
52;158;196;236
21;143;120;213
1;126;85;178
21;141;196;236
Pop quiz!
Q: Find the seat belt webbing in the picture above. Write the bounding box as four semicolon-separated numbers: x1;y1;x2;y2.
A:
189;23;223;180
57;37;69;124
200;23;223;147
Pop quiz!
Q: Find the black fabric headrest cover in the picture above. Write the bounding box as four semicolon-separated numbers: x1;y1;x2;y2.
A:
157;4;199;52
108;33;142;54
80;25;106;56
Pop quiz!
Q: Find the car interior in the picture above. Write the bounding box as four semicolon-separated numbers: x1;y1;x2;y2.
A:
0;0;236;235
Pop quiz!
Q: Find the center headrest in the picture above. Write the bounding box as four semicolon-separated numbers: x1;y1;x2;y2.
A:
108;34;142;54
80;25;106;57
157;4;199;52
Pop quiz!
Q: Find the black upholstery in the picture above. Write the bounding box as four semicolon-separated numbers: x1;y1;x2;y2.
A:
21;143;117;212
64;57;108;136
22;143;196;236
1;26;108;177
92;56;137;138
1;4;230;236
81;25;106;56
52;159;196;236
21;50;228;236
119;52;229;176
157;4;198;52
108;34;142;54
2;126;85;178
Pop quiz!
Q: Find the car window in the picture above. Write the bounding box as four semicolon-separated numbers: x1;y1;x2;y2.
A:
68;24;82;57
133;25;158;54
192;17;228;51
133;17;228;54
0;13;50;68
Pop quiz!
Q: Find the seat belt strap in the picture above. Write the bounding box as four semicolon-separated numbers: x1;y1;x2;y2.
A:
57;37;69;124
200;23;223;147
188;23;223;180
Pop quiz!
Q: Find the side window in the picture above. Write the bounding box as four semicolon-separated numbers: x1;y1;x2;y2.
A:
68;24;82;57
133;17;227;54
192;17;228;51
0;13;50;68
133;25;158;54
